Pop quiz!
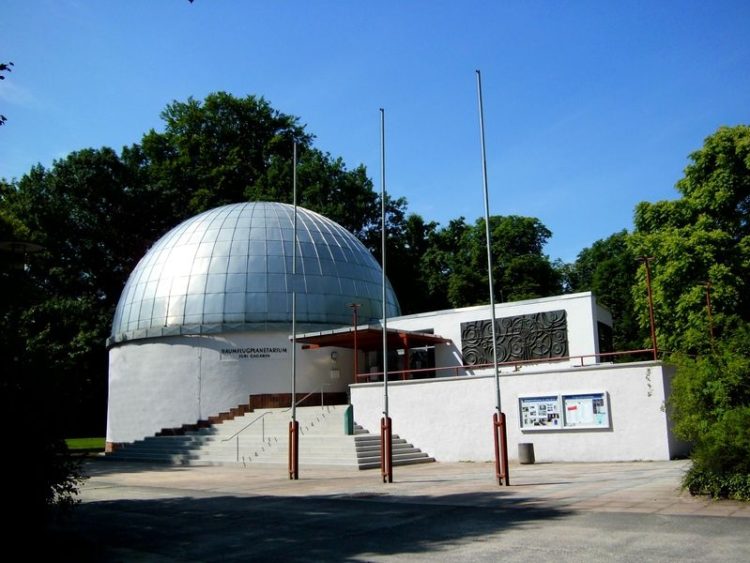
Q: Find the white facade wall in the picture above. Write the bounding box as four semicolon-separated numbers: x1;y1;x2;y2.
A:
387;292;612;376
350;362;688;463
106;331;353;444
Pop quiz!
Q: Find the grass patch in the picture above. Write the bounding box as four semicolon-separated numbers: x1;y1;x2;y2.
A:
65;437;105;451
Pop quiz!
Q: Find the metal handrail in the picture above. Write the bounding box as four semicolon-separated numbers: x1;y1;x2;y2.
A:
222;411;274;442
222;410;276;463
354;348;659;383
283;384;329;412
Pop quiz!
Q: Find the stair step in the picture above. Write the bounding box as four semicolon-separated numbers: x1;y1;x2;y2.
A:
109;406;434;469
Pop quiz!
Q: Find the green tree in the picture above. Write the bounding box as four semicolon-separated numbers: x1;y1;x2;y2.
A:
565;231;643;352
629;125;750;354
630;125;750;498
3;148;150;435
422;215;562;309
385;213;441;314
138;92;397;244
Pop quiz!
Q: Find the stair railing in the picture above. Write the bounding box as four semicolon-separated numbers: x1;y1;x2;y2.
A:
222;411;274;462
282;384;330;412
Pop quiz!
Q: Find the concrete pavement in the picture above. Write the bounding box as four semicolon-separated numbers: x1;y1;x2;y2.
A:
52;458;749;561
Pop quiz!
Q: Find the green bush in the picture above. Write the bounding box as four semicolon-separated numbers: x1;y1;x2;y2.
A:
684;465;750;501
669;331;750;500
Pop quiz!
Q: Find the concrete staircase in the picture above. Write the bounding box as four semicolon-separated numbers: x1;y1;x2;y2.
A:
106;405;435;469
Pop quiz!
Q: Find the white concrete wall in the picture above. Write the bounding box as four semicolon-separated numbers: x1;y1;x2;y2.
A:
106;331;354;443
386;292;608;376
350;362;688;463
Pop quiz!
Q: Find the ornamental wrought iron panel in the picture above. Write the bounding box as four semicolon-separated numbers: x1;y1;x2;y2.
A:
460;310;568;366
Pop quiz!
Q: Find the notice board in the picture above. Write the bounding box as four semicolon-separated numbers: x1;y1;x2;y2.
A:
520;392;609;431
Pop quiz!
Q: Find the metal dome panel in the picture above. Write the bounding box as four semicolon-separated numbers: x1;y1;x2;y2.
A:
109;202;400;344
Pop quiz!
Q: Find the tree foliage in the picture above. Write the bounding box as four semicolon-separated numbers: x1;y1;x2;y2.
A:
630;125;750;355
564;230;643;352
421;215;562;309
632;125;750;498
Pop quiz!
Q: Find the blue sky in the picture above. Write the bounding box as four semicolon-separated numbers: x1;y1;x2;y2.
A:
2;1;749;262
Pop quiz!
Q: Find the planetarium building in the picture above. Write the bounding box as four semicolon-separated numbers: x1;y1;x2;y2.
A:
107;201;686;463
106;202;400;445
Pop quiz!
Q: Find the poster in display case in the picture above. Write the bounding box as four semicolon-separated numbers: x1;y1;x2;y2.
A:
562;393;610;428
520;392;609;431
519;395;561;429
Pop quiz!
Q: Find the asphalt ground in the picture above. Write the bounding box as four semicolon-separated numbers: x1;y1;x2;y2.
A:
50;458;749;562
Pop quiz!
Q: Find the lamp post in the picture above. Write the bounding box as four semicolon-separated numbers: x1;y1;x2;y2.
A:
347;303;361;381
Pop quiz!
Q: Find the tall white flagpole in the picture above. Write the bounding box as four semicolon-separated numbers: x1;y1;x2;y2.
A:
380;108;393;483
380;108;389;418
476;70;509;486
475;70;501;413
289;141;299;480
291;141;298;422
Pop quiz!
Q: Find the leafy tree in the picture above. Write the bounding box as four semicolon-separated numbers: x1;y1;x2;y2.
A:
3;148;151;435
421;215;562;309
630;125;750;498
139;92;309;218
385;213;441;314
629;125;750;354
138;92;399;245
565;230;644;352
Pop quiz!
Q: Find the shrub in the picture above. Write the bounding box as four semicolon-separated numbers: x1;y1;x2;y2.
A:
669;331;750;499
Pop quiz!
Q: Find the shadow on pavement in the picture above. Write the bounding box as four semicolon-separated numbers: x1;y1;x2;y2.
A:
51;492;572;561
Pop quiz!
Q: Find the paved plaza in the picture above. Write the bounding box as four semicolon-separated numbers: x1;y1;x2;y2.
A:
53;458;749;561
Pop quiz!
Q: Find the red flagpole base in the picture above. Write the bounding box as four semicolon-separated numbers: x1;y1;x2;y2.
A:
288;420;299;480
493;412;510;486
380;416;393;483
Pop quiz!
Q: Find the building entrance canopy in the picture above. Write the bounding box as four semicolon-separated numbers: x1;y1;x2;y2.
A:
294;326;452;381
293;325;450;351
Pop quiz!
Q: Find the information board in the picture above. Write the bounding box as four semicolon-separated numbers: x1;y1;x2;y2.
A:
519;396;561;429
519;392;609;431
562;393;609;428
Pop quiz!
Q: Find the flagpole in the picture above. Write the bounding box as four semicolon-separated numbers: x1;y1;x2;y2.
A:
289;141;299;480
380;108;393;483
476;69;509;486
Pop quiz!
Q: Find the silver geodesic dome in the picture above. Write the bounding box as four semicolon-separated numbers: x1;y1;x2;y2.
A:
109;202;400;345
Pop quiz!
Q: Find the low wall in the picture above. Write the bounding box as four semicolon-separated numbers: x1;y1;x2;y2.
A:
350;362;688;463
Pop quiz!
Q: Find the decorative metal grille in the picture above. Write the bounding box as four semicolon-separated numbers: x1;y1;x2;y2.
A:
460;310;568;366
